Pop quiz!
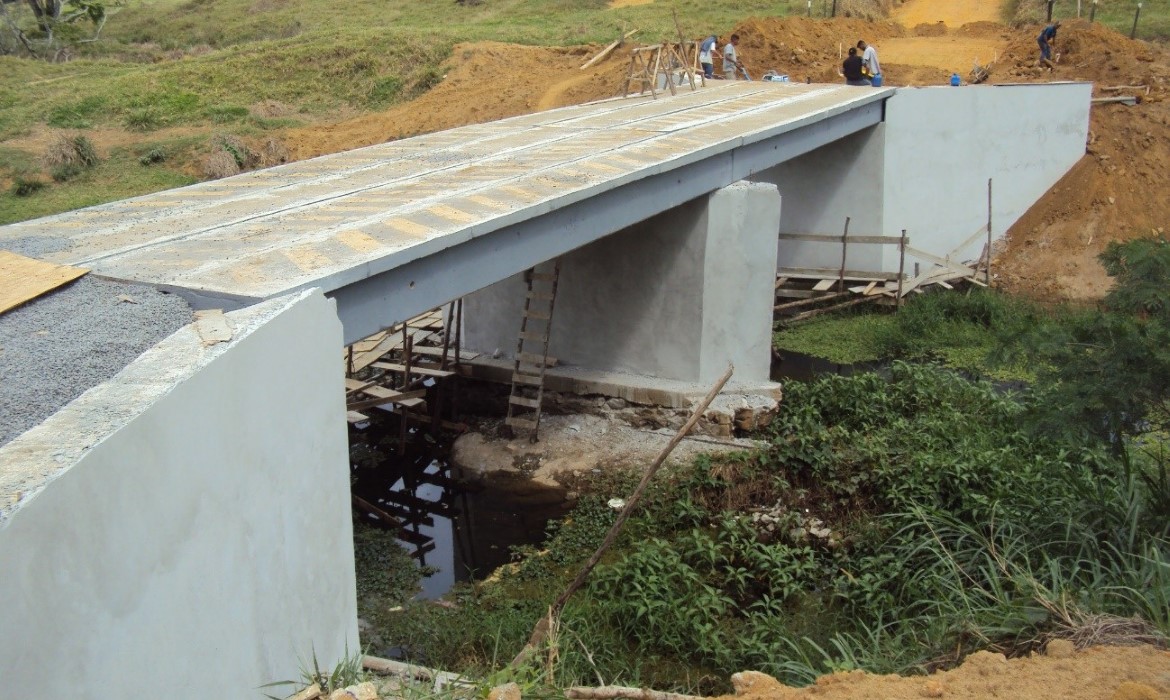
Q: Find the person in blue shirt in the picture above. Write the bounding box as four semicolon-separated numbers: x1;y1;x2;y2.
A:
1038;21;1060;66
698;36;717;79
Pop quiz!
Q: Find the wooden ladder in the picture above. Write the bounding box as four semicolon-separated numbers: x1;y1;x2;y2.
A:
505;259;561;442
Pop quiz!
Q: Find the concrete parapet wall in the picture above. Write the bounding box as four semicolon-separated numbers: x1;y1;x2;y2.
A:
0;289;357;698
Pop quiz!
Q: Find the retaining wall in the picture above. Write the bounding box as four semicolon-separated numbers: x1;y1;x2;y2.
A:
0;289;357;698
755;82;1092;273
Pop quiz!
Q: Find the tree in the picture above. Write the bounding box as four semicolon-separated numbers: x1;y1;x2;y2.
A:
1018;237;1170;453
0;0;111;58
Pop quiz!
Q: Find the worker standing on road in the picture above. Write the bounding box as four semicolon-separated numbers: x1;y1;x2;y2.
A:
857;39;881;85
1038;21;1060;67
842;47;868;86
723;34;741;81
699;35;717;79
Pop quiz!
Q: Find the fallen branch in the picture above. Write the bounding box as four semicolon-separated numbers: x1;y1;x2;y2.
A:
510;365;735;668
566;687;705;700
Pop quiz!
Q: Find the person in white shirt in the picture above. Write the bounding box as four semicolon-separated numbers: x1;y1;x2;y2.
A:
698;35;717;79
856;40;881;84
722;34;741;81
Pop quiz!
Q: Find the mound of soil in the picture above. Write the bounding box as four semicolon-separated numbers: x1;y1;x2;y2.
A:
913;22;948;36
989;20;1170;300
719;645;1170;700
729;16;905;83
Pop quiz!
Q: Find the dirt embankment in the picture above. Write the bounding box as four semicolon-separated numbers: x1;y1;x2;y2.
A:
718;644;1170;700
285;42;629;160
990;20;1170;301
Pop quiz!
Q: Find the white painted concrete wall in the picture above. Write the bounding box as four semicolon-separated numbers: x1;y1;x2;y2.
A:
880;83;1091;269
462;182;782;385
753;125;887;272
0;290;357;698
756;83;1091;274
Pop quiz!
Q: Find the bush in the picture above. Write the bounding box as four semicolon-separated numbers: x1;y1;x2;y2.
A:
139;148;166;166
11;176;46;196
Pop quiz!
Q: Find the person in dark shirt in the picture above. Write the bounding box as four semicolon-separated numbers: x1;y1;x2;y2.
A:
1038;21;1060;67
842;47;868;86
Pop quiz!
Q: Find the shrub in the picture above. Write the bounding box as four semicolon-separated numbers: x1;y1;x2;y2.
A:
11;176;46;196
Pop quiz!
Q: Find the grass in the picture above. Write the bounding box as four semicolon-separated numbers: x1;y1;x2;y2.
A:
1007;0;1170;40
0;145;196;224
773;288;1048;380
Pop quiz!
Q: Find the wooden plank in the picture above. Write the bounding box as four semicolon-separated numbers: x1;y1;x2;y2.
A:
347;410;370;423
352;494;402;527
412;345;478;361
345;378;379;394
346;389;427;412
513;372;542;386
811;279;836;292
946;223;991;259
778;233;906;245
509;395;542;409
1092;96;1138;105
779;267;902;281
372;362;455;378
902;245;976;277
581;29;639;70
0;250;89;316
774;291;850;312
787;295;879;322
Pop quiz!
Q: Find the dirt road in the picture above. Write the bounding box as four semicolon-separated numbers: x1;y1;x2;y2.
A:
891;0;1004;27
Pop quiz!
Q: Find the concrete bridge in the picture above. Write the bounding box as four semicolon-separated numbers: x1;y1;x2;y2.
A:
0;80;1091;696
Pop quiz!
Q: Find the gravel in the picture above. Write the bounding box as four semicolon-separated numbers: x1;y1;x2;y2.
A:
0;276;193;448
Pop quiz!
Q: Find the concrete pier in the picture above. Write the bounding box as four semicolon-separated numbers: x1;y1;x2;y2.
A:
462;181;782;386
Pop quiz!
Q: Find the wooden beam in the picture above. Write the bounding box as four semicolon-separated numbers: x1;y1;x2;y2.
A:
778;233;907;245
779;267;903;281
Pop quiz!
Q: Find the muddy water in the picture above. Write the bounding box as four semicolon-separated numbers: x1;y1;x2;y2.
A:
350;422;572;599
771;350;880;382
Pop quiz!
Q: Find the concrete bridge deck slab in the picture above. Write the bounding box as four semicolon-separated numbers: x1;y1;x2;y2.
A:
0;83;891;342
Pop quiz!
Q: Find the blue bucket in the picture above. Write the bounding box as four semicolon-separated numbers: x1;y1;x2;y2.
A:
871;73;883;87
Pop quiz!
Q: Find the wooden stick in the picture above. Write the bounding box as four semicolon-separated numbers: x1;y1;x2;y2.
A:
985;178;993;286
837;216;850;292
896;229;907;308
363;655;437;681
566;687;704;700
774;291;851;311
581;29;638;69
510;365;735;668
671;10;696;91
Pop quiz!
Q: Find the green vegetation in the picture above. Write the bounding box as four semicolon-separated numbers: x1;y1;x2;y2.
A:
774;287;1047;379
364;239;1170;693
0;143;195;224
1008;0;1170;40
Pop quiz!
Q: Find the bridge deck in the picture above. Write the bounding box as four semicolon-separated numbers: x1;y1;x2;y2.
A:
1;83;891;308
